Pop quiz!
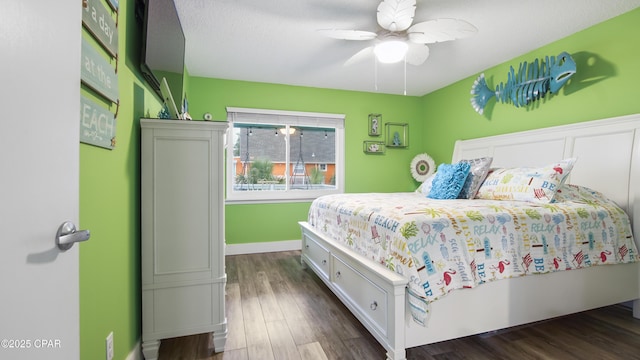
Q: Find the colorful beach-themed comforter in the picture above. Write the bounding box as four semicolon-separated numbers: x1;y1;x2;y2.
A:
308;185;638;324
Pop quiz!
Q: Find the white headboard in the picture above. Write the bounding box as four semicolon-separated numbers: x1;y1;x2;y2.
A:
452;113;640;247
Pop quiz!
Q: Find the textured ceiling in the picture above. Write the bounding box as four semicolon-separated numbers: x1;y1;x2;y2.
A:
175;0;640;96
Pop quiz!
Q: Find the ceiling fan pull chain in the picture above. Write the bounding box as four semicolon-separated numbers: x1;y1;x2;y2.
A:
404;56;407;96
374;56;378;91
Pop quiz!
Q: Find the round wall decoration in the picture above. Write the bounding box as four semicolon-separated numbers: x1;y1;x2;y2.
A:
410;153;436;182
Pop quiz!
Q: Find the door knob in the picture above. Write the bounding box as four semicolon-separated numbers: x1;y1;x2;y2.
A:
56;221;90;251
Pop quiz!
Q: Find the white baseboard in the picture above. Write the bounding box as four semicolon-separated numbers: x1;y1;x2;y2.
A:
126;340;142;360
225;239;301;255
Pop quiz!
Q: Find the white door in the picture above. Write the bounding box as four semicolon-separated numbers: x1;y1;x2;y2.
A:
0;2;82;360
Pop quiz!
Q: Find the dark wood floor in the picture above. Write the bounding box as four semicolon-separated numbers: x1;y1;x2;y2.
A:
158;251;640;360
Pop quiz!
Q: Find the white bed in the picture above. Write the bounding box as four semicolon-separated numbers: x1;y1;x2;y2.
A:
299;114;640;360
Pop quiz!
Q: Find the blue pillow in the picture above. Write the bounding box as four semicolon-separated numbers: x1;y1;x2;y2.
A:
427;162;471;200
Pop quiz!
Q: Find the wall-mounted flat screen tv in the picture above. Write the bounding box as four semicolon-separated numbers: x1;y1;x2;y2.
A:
139;0;185;111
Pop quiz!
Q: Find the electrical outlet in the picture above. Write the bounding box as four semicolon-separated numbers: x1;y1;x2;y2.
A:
106;332;114;360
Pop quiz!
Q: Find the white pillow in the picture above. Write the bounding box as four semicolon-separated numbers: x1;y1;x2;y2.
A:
415;173;436;196
475;158;577;203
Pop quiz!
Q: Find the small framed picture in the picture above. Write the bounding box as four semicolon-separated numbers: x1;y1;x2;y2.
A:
385;122;408;148
368;114;381;136
363;141;385;154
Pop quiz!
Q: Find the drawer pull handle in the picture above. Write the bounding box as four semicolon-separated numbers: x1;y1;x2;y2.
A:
336;271;341;278
322;259;327;265
305;244;310;249
370;301;378;311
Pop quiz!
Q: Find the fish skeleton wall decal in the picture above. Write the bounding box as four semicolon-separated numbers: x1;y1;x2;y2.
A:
470;52;576;115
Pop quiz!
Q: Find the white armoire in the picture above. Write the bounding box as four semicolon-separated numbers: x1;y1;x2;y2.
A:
140;118;228;360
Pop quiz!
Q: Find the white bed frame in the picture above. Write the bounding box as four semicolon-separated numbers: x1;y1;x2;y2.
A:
299;114;640;360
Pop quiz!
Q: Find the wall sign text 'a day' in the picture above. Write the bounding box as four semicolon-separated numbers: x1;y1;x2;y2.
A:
82;0;118;56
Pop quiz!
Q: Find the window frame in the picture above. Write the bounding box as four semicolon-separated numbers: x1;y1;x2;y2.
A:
225;107;345;204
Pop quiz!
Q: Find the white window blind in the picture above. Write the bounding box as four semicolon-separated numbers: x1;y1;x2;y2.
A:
226;107;345;128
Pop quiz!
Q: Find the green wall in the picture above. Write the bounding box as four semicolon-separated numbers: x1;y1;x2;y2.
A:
420;8;640;165
79;0;162;359
188;78;425;245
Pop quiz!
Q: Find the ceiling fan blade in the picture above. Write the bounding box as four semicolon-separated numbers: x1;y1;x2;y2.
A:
377;0;416;32
408;18;478;44
317;29;377;41
344;46;374;66
405;43;429;66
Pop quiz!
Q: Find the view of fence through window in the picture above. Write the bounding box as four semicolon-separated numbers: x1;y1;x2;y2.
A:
232;125;337;192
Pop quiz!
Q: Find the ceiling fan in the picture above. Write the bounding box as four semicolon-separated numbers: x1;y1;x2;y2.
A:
319;0;478;66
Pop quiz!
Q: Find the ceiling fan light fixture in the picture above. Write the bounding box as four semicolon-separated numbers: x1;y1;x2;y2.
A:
374;40;408;63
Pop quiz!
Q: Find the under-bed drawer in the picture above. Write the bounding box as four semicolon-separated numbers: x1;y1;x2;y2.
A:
331;255;388;335
303;234;331;280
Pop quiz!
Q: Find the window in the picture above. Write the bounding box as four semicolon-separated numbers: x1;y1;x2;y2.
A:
226;107;345;203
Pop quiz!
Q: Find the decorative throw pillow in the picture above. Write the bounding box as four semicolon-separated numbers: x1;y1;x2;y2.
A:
475;158;577;203
427;162;471;200
415;173;436;195
457;157;493;199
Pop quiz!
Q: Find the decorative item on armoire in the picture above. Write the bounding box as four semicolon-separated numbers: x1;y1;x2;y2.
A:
159;77;181;119
181;95;192;120
470;51;576;115
157;104;171;119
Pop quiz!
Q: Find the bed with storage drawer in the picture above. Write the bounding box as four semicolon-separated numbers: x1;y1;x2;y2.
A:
299;114;640;360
